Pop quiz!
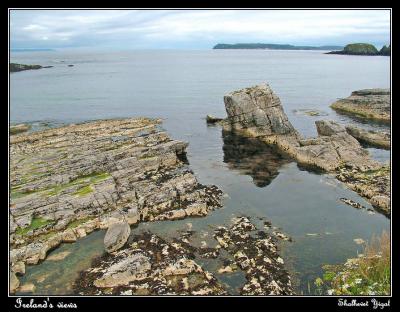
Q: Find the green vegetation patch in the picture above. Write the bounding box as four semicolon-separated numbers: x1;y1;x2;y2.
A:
67;216;93;229
43;172;111;197
73;185;93;196
15;217;55;236
343;43;378;55
10;172;111;200
315;232;390;295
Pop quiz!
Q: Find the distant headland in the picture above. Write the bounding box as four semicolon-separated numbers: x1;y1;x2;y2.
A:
326;43;390;56
213;43;344;50
11;48;55;52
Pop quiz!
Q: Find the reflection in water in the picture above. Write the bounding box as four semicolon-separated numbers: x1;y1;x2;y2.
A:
222;130;291;187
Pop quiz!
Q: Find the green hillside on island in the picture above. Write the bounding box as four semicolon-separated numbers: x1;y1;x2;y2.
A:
213;43;344;50
327;43;390;56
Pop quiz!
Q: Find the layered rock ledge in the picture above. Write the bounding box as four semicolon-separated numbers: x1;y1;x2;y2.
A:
221;83;390;215
345;125;390;150
330;89;390;124
9;118;223;287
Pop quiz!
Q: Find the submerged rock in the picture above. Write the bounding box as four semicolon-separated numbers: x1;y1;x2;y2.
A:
221;84;390;214
9;118;223;270
10;124;31;135
46;251;72;261
330;89;390;123
18;283;36;293
345;125;390;150
104;221;131;253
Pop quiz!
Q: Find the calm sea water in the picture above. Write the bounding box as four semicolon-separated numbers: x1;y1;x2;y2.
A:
10;49;390;295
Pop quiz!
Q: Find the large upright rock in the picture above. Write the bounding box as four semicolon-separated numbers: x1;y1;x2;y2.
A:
224;83;298;137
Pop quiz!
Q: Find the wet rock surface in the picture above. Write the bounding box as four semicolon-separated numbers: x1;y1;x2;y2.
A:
330;89;390;124
74;232;227;295
345;125;390;150
212;217;293;295
9;118;223;273
221;84;390;214
10;124;31;135
74;216;293;295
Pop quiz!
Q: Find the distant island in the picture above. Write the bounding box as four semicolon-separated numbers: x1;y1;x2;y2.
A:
10;63;53;73
326;43;390;56
11;48;55;52
213;43;344;50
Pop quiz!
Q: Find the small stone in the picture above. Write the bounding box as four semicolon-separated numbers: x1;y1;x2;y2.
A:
46;251;71;261
354;238;365;245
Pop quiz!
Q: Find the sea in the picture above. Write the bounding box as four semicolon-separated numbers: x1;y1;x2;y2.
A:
10;49;390;295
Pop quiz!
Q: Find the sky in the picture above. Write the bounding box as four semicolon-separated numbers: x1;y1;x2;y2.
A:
9;10;391;50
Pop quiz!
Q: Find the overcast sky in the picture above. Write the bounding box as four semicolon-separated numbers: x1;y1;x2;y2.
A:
10;10;391;50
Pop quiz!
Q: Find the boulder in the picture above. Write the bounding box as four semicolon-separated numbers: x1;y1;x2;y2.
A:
104;221;131;253
224;83;298;137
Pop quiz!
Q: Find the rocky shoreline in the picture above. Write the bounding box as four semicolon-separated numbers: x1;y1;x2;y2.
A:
74;216;293;295
9;118;224;292
330;89;390;124
213;83;390;215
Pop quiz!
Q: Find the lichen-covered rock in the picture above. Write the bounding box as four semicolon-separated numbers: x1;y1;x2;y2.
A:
345;125;390;149
104;221;131;253
330;89;390;123
9;118;223;268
